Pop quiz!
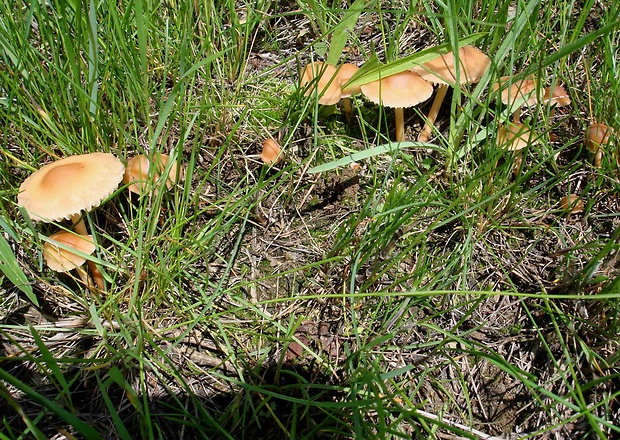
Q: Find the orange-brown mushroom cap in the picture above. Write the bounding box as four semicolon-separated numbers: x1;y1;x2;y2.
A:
498;122;538;151
585;123;613;153
43;231;96;272
492;75;541;107
18;152;125;222
337;63;362;98
261;138;283;165
123;154;181;196
543;84;571;107
361;71;433;108
300;62;342;105
412;45;491;86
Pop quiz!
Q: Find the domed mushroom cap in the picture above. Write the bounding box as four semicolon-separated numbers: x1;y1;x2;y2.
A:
361;71;433;108
543;84;571;107
412;45;491;86
300;62;342;106
493;75;541;107
498;122;538;151
585;123;613;153
123;154;181;196
337;63;362;98
260;138;283;165
43;231;96;272
18;152;125;222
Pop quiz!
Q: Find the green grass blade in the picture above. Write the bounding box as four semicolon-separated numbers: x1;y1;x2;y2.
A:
0;228;36;306
0;368;103;439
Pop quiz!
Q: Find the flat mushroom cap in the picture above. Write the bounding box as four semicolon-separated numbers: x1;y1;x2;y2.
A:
412;45;491;86
498;122;538;151
18;152;125;222
361;71;433;108
492;75;540;107
43;231;96;272
300;62;342;106
337;63;362;98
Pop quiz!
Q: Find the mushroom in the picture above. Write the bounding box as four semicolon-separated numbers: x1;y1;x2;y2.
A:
559;194;584;215
492;75;540;123
300;62;342;106
498;121;538;152
585;123;613;168
543;84;571;114
360;70;433;142
18;152;125;288
412;45;491;142
260;138;283;165
336;63;361;123
497;121;538;177
43;231;97;289
123;153;182;196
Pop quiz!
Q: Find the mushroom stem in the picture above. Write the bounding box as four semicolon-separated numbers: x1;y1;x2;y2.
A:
70;213;104;290
71;214;88;236
593;149;602;168
342;97;353;123
75;266;97;291
394;107;405;143
513;107;522;124
418;84;449;143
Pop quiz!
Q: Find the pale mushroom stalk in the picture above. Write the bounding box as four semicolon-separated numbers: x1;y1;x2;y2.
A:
418;84;449;143
75;266;97;291
394;108;406;143
342;97;353;123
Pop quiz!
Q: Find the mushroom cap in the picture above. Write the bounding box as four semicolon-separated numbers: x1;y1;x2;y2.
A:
585;123;613;153
18;152;125;222
123;154;181;196
337;63;362;98
43;231;96;272
543;84;571;107
492;75;541;107
498;122;538;151
560;194;584;215
411;45;491;86
300;62;342;105
261;138;283;165
360;70;433;108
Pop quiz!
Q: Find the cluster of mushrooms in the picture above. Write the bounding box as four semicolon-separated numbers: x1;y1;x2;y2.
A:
17;152;182;292
298;45;492;143
296;46;616;214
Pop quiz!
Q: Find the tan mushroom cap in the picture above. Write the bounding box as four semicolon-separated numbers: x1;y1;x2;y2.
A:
411;45;491;86
300;62;342;105
560;194;584;215
543;84;571;107
361;70;433;108
43;231;96;272
261;138;283;165
337;63;362;98
498;122;538;151
18;152;125;223
123;154;182;196
585;123;613;153
493;75;541;107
